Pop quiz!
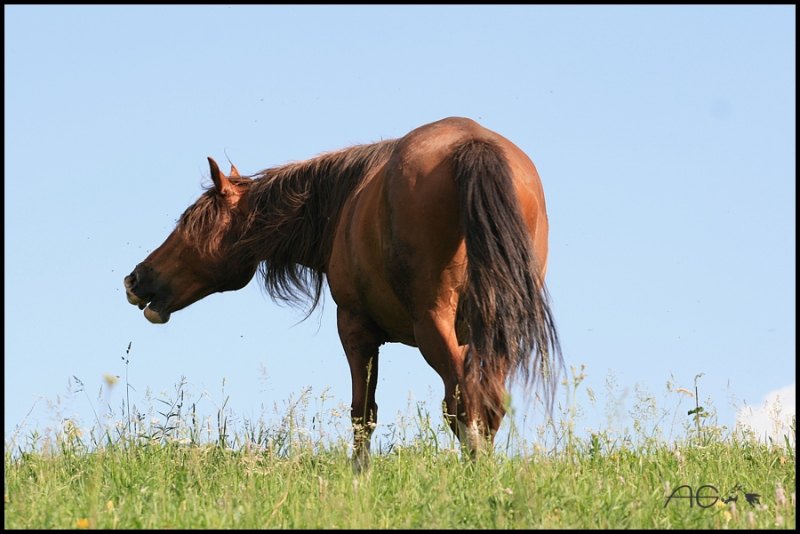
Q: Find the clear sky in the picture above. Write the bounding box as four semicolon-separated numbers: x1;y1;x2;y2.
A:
5;5;795;449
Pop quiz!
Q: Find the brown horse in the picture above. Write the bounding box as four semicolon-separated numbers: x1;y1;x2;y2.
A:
124;117;561;470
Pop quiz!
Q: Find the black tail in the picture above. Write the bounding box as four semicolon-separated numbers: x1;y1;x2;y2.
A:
452;139;562;419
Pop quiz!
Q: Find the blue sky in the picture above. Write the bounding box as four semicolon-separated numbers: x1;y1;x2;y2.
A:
5;5;795;448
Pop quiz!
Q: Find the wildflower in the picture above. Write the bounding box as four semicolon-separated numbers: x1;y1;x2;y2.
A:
76;518;90;529
106;500;115;512
672;447;685;471
775;483;786;507
103;374;119;388
62;420;83;443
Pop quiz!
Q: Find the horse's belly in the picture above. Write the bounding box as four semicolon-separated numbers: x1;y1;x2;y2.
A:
329;266;418;346
367;305;418;346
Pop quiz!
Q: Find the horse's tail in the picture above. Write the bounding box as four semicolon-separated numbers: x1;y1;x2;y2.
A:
452;138;562;423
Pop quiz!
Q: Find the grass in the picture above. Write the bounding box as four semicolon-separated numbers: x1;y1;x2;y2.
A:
4;368;796;529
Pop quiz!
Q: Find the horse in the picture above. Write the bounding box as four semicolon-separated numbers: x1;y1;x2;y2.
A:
124;117;562;470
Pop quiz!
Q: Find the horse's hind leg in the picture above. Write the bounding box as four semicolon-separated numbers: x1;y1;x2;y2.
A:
412;311;486;455
337;307;383;473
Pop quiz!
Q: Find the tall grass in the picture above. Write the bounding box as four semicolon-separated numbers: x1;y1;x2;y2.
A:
4;365;795;529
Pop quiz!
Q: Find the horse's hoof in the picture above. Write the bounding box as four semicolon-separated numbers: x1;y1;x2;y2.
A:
352;454;370;474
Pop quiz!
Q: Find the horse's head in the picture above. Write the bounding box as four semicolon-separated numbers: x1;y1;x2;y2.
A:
124;158;258;323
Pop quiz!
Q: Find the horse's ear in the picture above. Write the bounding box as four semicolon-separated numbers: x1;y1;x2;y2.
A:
229;164;240;178
207;157;235;196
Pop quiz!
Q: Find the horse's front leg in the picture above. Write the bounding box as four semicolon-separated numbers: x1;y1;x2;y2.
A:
337;307;383;473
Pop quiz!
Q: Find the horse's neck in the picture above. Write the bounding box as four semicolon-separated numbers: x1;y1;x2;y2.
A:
247;141;395;269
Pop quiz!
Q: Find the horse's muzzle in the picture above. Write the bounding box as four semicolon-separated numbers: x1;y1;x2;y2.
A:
124;266;171;324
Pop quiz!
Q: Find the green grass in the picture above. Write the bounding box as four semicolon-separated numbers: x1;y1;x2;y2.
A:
4;369;796;529
4;435;796;528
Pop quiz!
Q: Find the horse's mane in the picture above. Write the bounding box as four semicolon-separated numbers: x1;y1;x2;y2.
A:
242;139;397;313
177;175;254;259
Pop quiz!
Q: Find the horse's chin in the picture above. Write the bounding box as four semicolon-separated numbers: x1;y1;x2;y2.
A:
144;305;171;324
